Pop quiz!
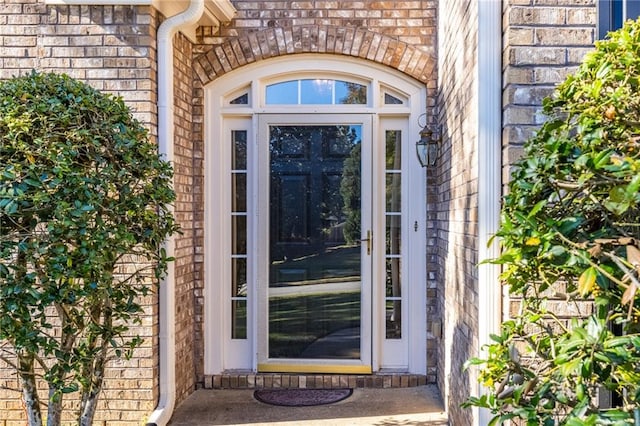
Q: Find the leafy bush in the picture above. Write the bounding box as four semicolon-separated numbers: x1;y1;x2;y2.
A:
464;19;640;425
0;71;177;425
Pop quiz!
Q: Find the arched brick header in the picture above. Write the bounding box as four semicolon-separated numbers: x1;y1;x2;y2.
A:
193;26;436;85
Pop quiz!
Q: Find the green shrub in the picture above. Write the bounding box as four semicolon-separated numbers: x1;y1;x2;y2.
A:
0;71;177;425
464;19;640;425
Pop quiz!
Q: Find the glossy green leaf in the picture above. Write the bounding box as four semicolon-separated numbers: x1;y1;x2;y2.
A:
578;267;598;296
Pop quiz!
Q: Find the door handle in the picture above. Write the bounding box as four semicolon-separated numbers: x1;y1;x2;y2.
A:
361;230;372;255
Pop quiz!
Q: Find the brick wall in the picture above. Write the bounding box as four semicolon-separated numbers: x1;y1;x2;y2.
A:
0;2;159;424
172;32;199;406
436;2;479;425
501;0;597;378
193;0;437;84
191;57;207;390
502;0;596;182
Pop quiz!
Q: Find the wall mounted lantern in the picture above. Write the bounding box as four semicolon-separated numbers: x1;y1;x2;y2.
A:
415;124;441;167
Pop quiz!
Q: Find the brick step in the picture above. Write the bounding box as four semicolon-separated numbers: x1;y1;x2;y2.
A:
202;373;430;389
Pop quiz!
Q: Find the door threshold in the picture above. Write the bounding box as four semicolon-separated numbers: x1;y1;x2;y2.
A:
202;372;430;389
257;363;372;374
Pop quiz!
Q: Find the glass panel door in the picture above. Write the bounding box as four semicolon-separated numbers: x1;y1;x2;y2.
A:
269;124;362;360
258;115;372;372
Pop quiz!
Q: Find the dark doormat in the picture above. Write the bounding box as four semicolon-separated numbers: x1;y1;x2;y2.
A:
253;388;353;407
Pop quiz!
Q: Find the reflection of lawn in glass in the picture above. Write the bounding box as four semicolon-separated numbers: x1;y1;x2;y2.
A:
269;291;360;358
269;244;361;358
270;245;360;286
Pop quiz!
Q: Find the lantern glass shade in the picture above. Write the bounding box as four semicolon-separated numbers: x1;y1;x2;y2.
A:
427;139;438;166
415;125;439;167
416;139;429;167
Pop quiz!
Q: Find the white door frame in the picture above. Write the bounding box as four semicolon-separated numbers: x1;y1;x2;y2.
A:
203;54;427;375
256;114;373;374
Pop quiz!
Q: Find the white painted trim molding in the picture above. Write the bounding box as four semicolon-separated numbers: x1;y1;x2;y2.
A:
476;1;503;426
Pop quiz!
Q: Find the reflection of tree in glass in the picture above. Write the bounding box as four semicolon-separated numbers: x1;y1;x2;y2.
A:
338;82;367;105
340;142;361;245
269;126;310;160
269;125;361;247
323;126;360;242
321;174;343;241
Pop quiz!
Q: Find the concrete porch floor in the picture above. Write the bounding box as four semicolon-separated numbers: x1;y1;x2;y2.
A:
168;385;448;425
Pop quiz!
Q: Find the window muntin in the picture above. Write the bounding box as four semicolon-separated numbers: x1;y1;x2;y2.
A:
266;79;367;105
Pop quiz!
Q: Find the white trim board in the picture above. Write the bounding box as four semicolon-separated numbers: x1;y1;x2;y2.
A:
477;0;503;425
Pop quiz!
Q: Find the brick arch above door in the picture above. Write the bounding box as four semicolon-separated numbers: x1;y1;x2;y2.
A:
193;26;436;85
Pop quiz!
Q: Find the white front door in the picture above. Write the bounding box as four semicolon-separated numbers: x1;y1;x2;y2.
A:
256;114;373;374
